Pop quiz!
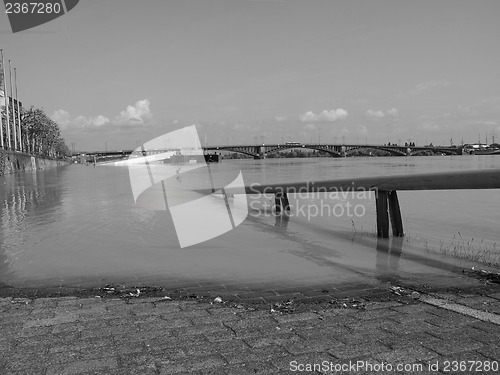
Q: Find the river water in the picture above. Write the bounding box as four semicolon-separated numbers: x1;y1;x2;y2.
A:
1;155;499;291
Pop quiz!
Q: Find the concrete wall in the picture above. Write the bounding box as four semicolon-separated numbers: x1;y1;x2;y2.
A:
0;150;69;177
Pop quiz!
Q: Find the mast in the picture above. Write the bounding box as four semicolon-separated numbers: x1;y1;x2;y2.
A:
14;67;22;152
9;60;17;150
0;49;4;149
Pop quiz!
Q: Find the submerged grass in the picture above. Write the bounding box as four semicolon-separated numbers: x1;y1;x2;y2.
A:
425;232;500;268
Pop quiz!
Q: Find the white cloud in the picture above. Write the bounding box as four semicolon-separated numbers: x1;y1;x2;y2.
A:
299;111;318;122
51;99;152;131
115;99;152;125
275;116;287;122
299;108;348;122
356;125;368;136
403;81;451;97
365;109;385;119
366;108;399;120
386;108;399;117
51;111;109;129
91;115;110;127
457;104;478;116
51;109;71;125
232;123;251;130
51;109;73;130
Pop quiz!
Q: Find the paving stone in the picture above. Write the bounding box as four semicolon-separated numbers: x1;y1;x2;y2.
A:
344;318;396;332
273;352;336;373
157;354;227;374
161;310;212;322
172;323;231;337
200;360;276;375
224;317;279;331
17;325;54;338
487;292;500;300
354;308;400;321
295;325;351;340
372;343;439;363
243;332;300;349
46;356;118;375
475;343;500;360
182;339;249;356
457;296;499;309
55;297;80;307
376;331;442;350
222;345;289;365
191;313;239;325
30;307;58;319
422;337;484;356
49;337;114;355
328;342;391;359
286;337;344;354
363;300;404;310
23;311;78;328
0;297;13;306
423;313;479;327
273;311;320;324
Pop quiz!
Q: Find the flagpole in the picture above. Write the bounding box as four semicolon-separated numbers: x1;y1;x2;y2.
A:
9;60;17;151
15;67;22;152
0;49;5;149
4;57;11;150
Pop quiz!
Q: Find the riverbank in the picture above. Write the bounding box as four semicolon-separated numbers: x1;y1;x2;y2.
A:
0;149;69;176
1;278;499;374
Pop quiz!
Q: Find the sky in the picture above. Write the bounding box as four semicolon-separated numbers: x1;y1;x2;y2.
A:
1;0;500;151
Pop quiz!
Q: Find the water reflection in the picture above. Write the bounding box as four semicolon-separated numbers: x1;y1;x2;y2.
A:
0;168;67;283
375;237;403;282
274;212;290;230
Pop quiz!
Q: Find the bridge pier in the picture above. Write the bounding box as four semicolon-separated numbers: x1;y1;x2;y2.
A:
275;192;290;212
376;190;404;238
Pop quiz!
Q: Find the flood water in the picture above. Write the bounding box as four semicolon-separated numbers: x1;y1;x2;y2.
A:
1;155;499;291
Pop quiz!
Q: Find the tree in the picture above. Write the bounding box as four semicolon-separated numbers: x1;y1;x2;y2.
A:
8;105;70;158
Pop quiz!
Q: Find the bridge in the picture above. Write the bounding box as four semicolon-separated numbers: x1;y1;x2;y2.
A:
79;143;462;161
205;143;461;158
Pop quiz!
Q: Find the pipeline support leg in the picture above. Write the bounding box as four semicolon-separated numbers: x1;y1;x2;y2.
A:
275;192;282;212
388;190;404;236
282;193;290;210
376;190;390;238
275;192;290;212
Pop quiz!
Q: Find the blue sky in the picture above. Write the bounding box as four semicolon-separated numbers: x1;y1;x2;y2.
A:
1;0;500;151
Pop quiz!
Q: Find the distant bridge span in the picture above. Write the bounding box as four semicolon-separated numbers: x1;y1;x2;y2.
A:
204;143;461;158
80;143;461;161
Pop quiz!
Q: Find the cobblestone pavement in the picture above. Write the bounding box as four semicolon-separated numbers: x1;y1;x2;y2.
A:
1;280;500;374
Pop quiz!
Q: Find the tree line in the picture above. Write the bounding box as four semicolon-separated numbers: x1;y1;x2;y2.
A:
1;104;70;158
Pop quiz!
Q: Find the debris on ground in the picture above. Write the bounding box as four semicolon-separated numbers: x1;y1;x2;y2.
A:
329;298;366;309
389;286;421;300
157;296;172;301
470;267;500;284
213;296;223;303
270;299;295;314
97;285;167;299
11;298;31;305
410;291;421;299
